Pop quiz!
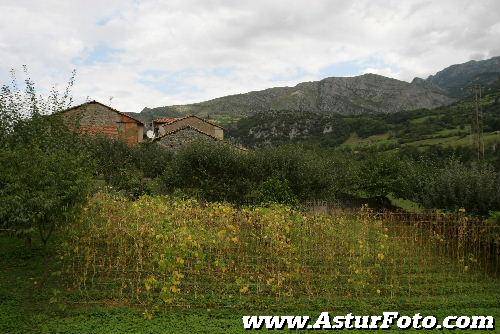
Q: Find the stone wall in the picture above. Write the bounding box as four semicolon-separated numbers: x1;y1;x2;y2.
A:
158;116;223;140
63;102;143;145
157;127;217;150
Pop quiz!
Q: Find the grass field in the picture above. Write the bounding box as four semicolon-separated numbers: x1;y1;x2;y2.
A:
341;129;500;151
0;237;245;333
1;197;499;333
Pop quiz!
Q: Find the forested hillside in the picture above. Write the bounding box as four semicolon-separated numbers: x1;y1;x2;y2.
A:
422;56;500;97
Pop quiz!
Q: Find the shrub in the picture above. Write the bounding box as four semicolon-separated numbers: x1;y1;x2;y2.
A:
132;142;173;179
246;177;298;205
251;146;340;201
159;143;355;205
0;128;92;245
351;153;406;198
84;137;173;198
160;141;251;202
399;159;500;213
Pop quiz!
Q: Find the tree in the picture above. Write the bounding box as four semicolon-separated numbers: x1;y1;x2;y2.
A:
0;68;92;246
354;153;405;198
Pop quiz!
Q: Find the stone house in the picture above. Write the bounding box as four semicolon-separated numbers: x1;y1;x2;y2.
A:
61;101;144;145
153;116;246;151
153;116;224;140
155;125;221;150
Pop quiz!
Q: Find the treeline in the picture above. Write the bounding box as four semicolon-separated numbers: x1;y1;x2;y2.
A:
87;138;500;214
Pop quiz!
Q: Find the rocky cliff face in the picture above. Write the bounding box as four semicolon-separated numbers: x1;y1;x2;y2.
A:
313;74;453;114
140;73;454;121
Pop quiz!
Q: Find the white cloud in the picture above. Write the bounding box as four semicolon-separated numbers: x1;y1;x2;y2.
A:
0;0;499;113
362;67;400;79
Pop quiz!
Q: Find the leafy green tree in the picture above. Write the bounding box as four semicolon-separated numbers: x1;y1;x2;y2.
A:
246;177;298;205
0;68;92;246
132;142;173;179
161;141;251;202
353;153;406;198
83;136;148;198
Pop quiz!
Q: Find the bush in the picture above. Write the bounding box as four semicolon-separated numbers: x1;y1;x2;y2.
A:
246;177;298;205
251;146;340;201
84;137;174;198
132;142;173;179
158;143;356;205
0;114;94;244
399;159;500;213
160;141;252;202
351;153;406;198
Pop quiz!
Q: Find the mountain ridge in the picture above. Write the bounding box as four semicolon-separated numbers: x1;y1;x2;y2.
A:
228;88;500;151
137;73;454;123
417;56;500;97
134;56;500;124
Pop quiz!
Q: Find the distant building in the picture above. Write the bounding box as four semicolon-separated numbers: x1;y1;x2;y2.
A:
153;116;224;140
61;101;144;145
152;115;245;151
155;125;221;150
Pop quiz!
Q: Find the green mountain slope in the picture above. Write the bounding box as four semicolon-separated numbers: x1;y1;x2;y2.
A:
228;89;500;154
131;56;500;157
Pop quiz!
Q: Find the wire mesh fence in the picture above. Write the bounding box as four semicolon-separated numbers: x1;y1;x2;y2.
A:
305;201;500;278
60;194;500;309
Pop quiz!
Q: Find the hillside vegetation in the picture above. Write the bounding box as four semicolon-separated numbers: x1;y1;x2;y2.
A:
229;88;500;162
423;56;500;97
133;56;500;157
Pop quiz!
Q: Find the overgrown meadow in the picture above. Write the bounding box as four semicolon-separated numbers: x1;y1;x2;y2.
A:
60;193;499;316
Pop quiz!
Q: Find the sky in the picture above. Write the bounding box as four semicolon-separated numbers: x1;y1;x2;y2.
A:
1;0;499;113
